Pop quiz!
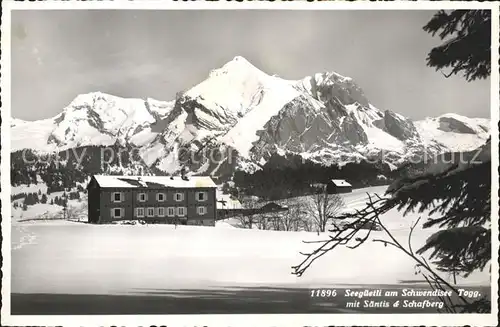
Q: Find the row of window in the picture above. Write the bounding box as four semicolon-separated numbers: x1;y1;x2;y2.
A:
112;191;208;203
111;206;207;219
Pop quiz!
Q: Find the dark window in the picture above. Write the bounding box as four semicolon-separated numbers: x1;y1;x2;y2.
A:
114;193;121;202
158;193;165;201
114;208;121;217
198;192;206;201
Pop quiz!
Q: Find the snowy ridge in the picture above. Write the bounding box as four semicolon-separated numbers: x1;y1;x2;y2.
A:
415;113;490;152
346;103;405;153
185;56;301;157
11;92;174;152
11;118;59;152
186;57;274;126
10;56;491;179
11;118;29;128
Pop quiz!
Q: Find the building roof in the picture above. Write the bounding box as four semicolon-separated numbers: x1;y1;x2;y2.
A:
92;175;217;189
260;202;288;212
330;179;352;187
216;193;243;210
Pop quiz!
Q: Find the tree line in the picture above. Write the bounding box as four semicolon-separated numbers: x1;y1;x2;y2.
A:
232;152;396;200
13;189;81;211
10;143;165;192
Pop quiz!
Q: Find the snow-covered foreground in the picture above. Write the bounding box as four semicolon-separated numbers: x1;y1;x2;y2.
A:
11;186;490;296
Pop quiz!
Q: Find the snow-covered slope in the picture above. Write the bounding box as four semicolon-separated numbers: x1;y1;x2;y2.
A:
11;118;29;128
187;57;298;127
12;186;490;296
189;57;301;157
10;56;491;179
11;92;174;152
11;118;51;152
415;113;490;152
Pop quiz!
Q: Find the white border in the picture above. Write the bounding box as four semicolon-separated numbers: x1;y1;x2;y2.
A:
489;3;499;322
1;0;498;10
1;1;498;326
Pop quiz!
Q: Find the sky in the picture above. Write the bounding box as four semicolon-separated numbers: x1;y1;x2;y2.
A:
11;9;491;121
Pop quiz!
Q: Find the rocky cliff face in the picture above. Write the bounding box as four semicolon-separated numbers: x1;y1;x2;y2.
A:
11;56;491;180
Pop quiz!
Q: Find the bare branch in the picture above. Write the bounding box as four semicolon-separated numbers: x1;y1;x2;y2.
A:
440;70;454;78
372;239;398;248
408;216;422;256
293;190;476;311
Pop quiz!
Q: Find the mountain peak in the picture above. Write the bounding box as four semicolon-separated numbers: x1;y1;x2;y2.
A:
209;55;267;79
185;55;284;114
67;91;120;108
231;55;251;64
225;55;255;68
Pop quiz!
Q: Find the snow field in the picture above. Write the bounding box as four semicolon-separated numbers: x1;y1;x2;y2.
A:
11;185;490;296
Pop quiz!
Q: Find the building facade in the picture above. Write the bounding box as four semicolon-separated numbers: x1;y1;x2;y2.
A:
87;175;217;226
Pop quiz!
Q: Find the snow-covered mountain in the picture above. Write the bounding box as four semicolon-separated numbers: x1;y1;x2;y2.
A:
11;93;175;152
415;113;490;152
11;56;491;179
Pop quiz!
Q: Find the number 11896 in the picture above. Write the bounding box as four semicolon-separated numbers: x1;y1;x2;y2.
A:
310;289;337;297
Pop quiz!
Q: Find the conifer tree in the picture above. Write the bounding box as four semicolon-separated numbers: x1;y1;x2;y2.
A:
24;193;35;205
386;143;491;279
402;8;492;284
373;10;492;310
293;9;492;313
423;10;491;81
